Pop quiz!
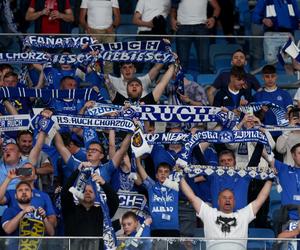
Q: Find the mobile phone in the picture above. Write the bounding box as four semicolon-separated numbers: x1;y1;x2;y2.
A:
246;107;253;116
16;168;32;176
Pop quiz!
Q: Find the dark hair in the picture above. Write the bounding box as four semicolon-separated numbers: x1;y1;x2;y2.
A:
17;130;33;140
88;141;105;154
16;181;32;191
3;71;18;80
156;162;173;172
60;75;76;85
262;65;276;74
0;64;13;72
119;62;136;68
230;66;246;80
127;77;142;86
288;107;300;117
218;149;236;160
60;48;72;54
232;49;246;58
291;143;300;154
122;211;138;222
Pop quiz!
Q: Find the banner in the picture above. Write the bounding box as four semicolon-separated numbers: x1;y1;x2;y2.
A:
143;130;269;145
184;164;276;180
0;87;104;102
23;36;97;49
0;114;135;133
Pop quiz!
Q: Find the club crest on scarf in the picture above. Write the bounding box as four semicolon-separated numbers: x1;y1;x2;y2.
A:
132;131;143;148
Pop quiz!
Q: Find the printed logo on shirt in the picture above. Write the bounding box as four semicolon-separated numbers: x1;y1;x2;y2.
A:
216;216;237;234
152;206;174;213
277;95;283;101
153;194;174;202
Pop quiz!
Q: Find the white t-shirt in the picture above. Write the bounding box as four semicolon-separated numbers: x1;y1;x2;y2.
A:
80;0;119;29
135;0;171;32
198;202;255;250
108;74;152;98
177;0;208;25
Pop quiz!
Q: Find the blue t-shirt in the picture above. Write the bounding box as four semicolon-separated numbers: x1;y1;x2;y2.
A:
110;168;136;192
254;88;293;136
275;160;300;219
49;98;84;116
1;205;43;236
143;177;179;231
66;156;116;182
5;189;55;217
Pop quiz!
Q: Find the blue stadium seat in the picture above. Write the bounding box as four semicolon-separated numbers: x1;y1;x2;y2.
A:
209;43;242;72
116;25;137;42
213;55;232;71
247;228;275;250
185;74;194;81
196;74;216;86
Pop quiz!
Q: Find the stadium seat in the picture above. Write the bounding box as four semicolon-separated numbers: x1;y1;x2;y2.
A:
185;74;194;81
213;55;232;71
247;228;275;250
116;25;137;42
209;43;242;72
196;74;216;86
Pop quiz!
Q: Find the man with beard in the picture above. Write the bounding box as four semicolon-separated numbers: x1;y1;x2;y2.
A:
107;63;176;105
1;181;55;236
0;164;57;229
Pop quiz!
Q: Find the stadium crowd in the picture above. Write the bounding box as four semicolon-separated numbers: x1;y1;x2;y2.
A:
1;0;300;250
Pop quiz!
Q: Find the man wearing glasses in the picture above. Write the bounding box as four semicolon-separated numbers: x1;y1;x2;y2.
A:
54;132;132;182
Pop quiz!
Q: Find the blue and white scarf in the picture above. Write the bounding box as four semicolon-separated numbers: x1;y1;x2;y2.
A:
23;36;98;49
238;101;289;126
184;164;276;180
70;168;117;249
0;87;104;103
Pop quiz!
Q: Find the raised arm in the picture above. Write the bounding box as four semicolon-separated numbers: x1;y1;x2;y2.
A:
54;132;72;164
104;75;117;101
108;130;116;159
29;131;46;167
2;100;18;115
152;64;176;102
0;170;17;204
136;157;148;181
111;134;132;167
148;63;164;82
180;178;202;213
251;180;272;215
